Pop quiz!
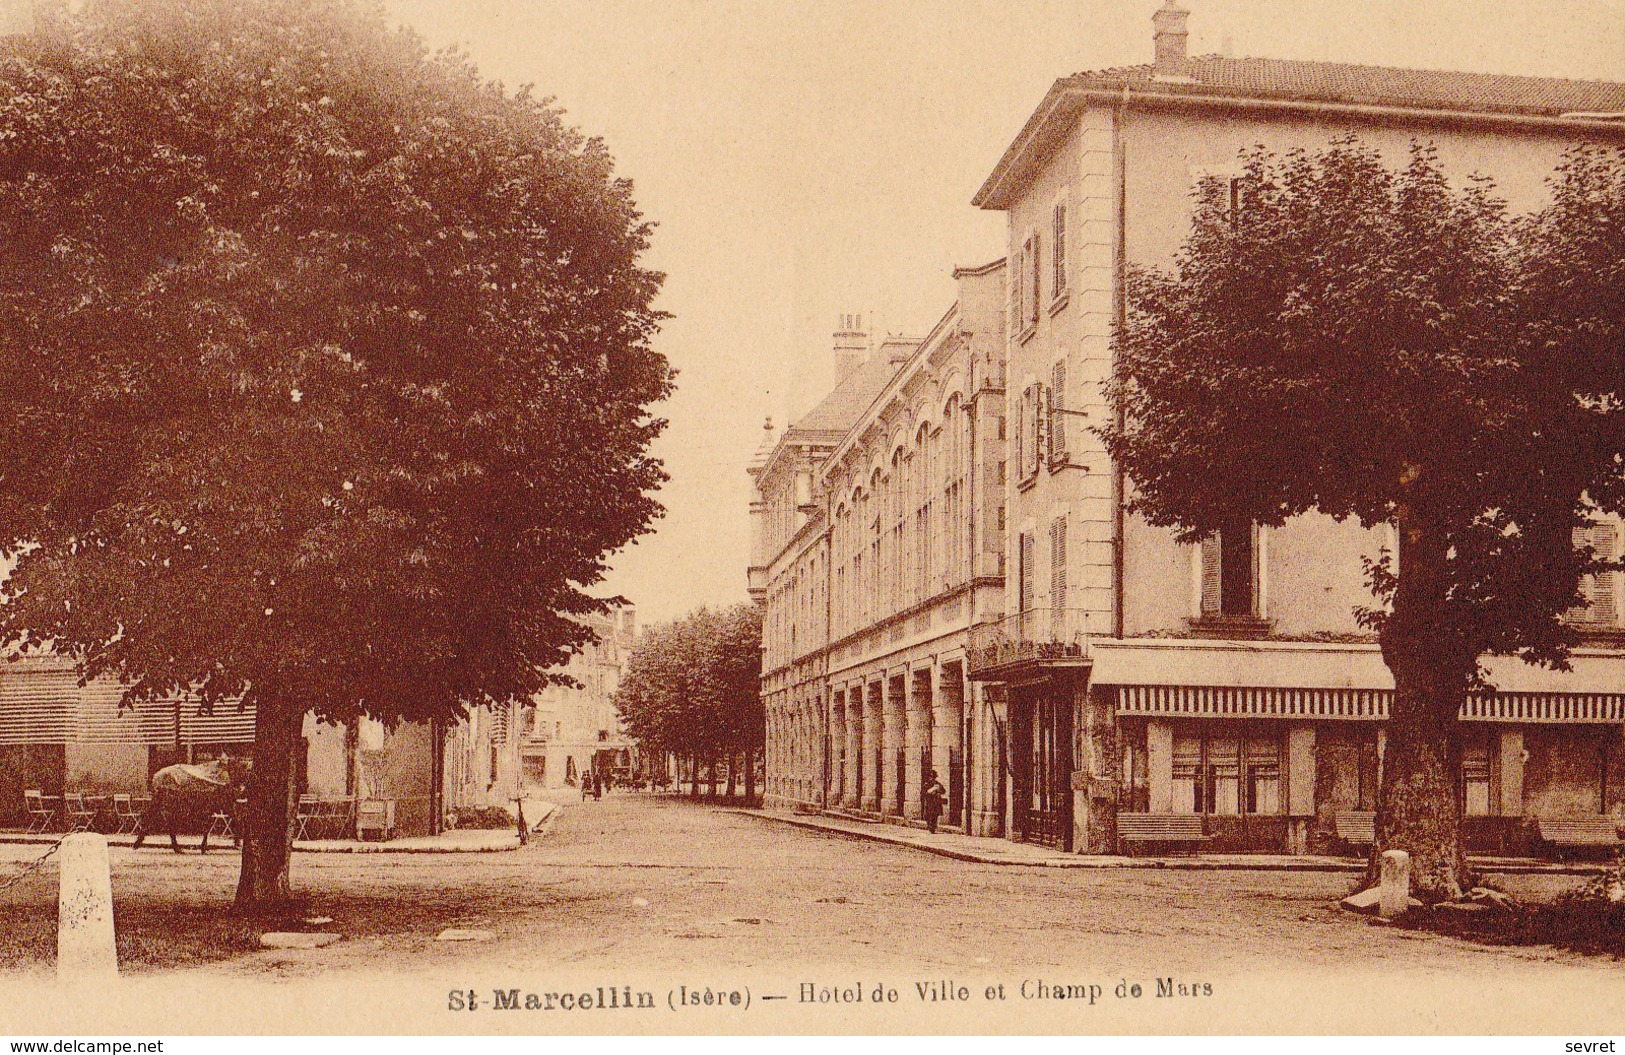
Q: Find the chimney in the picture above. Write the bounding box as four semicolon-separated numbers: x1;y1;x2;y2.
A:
1152;1;1191;80
832;312;870;384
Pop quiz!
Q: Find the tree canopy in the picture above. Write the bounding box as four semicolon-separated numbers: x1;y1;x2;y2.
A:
1102;137;1625;898
614;604;763;787
0;0;673;902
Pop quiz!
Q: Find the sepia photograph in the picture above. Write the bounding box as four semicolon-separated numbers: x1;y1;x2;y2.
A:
0;0;1621;1039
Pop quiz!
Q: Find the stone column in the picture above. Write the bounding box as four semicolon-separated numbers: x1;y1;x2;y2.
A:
883;674;905;817
1147;719;1174;813
1498;728;1525;816
851;692;864;806
862;681;882;813
904;667;929;820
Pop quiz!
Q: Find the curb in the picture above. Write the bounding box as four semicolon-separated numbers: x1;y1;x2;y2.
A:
737;810;1608;876
0;833;523;855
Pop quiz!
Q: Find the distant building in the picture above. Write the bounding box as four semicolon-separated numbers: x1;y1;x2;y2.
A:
754;266;1009;833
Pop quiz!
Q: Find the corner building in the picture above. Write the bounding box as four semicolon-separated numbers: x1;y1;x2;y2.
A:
969;3;1625;854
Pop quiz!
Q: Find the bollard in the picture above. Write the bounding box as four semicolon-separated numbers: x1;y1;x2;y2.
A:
1379;849;1411;918
57;832;118;981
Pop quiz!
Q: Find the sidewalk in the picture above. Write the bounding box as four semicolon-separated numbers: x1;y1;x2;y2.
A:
0;800;557;854
739;808;1609;875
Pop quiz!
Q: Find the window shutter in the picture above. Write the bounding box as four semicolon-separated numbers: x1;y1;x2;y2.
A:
1594;524;1618;625
1052;203;1067;294
1014;392;1025;479
1200;534;1222;617
1050;517;1068;613
1028;232;1042;327
1049;360;1067;465
1020;532;1035;613
1010;245;1023;329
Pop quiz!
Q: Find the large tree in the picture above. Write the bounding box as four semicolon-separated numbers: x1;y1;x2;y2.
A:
0;0;671;906
615;604;763;802
1102;138;1625;900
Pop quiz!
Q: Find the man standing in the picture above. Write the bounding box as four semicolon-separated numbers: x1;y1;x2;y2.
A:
922;770;947;834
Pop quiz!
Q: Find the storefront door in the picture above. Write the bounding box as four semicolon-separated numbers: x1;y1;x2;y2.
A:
1010;686;1073;850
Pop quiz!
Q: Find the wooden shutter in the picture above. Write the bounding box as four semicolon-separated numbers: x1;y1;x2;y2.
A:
1589;523;1619;625
1048;360;1067;465
1028;232;1042;327
1052;203;1067;294
1200;533;1222;617
1050;517;1068;613
1569;524;1619;624
1020;532;1035;614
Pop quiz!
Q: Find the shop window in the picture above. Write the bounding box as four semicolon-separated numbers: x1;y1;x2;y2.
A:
1462;742;1492;816
1172;728;1283;815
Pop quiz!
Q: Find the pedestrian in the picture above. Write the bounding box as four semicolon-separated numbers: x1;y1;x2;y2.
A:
923;770;947;834
591;770;603;800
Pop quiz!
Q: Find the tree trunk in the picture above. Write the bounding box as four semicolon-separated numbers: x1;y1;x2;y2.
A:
688;753;699;798
744;746;756;806
235;695;302;911
1372;513;1474;902
726;751;739;801
707;755;717;799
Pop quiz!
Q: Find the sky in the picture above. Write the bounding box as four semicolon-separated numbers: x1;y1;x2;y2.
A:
384;0;1625;626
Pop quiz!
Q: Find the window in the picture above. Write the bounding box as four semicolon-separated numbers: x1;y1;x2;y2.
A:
1047;360;1068;467
1019;383;1044;479
1027;231;1041;329
1568;522;1619;626
1051;201;1067;298
1016;231;1040;334
1050;516;1067;614
1171;727;1283;815
1200;520;1258;618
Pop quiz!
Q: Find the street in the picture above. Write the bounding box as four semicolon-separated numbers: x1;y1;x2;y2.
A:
3;792;1622;1033
0;792;1611;977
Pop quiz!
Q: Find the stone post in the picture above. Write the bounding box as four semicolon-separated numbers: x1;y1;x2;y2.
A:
57;832;118;981
1379;849;1411;918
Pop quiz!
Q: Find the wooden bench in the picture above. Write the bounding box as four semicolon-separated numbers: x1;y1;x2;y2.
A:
1116;813;1209;851
1536;815;1622;850
1334;810;1376;849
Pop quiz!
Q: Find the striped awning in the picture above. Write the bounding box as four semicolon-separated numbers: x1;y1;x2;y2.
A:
0;659;256;745
1117;684;1625;723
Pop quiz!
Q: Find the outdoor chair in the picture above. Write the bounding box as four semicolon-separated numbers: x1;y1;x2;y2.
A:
62;792;97;833
294;794;321;841
206;806;236;842
23;789;55;834
111;794;143;835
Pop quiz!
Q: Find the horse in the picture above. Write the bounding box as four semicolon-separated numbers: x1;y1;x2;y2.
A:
133;756;250;854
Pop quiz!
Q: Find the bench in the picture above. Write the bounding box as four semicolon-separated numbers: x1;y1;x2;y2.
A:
1116;813;1209;851
1334;810;1376;849
1536;815;1622;850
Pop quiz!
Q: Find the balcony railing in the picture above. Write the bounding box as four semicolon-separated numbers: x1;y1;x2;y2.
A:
967;608;1093;679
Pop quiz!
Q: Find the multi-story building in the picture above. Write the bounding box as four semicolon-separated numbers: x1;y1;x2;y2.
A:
968;1;1625;855
760;3;1625;857
755;265;1009;834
